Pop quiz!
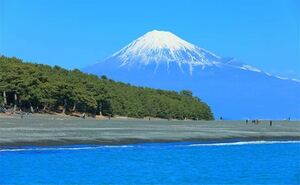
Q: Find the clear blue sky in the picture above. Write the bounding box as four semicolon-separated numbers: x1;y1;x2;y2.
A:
1;0;299;78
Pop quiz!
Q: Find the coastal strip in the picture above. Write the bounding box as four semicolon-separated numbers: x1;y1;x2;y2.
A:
1;115;299;147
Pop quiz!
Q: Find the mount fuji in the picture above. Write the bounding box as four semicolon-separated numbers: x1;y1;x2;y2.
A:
83;30;300;119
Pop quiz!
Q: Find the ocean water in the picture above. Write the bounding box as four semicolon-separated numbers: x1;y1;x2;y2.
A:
0;141;300;185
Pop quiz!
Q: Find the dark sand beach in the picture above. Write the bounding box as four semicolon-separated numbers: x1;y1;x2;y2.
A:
0;114;299;147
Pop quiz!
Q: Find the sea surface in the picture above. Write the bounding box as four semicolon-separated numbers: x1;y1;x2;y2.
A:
0;141;300;185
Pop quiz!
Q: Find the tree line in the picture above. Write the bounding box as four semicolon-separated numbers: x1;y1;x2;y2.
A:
0;56;214;120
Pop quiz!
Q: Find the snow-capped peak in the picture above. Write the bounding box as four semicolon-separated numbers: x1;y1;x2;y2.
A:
124;30;196;51
98;30;300;82
112;30;220;70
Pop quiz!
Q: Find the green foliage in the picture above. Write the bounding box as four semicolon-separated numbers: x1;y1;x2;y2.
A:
180;90;193;97
0;56;214;120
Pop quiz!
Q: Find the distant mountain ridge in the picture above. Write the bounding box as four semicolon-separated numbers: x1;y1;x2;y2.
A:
83;30;300;119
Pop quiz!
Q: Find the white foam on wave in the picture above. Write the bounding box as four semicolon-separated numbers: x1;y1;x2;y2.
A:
0;145;133;152
188;140;300;147
1;141;299;152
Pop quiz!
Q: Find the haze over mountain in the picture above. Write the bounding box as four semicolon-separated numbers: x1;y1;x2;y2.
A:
83;30;300;119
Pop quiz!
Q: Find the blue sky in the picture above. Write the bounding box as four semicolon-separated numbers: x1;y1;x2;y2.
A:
1;0;299;78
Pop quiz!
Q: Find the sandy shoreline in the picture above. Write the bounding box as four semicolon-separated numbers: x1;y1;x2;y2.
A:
0;114;299;148
0;112;169;121
2;136;300;149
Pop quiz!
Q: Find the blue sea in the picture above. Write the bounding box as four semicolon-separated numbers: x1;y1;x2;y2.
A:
1;141;300;185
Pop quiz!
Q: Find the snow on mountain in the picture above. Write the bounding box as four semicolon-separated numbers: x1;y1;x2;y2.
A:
103;30;297;81
83;30;300;119
292;78;300;83
111;30;221;75
218;57;299;82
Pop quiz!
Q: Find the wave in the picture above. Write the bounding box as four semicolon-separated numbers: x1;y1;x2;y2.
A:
0;145;133;152
188;140;300;147
1;140;299;152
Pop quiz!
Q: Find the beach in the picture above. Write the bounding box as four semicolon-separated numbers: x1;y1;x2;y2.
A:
0;114;299;147
1;114;300;184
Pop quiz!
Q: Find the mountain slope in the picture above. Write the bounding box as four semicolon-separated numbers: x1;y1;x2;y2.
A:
83;30;300;119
